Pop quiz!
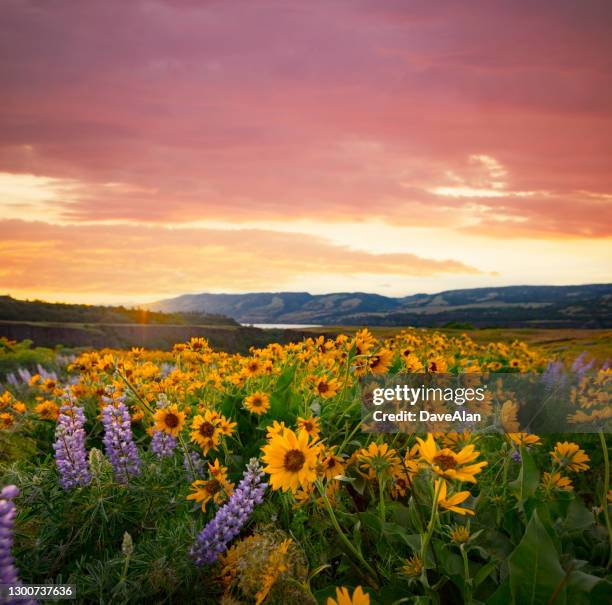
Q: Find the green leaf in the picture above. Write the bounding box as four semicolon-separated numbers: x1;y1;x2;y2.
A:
508;510;566;605
509;446;540;505
473;560;497;588
566;569;612;605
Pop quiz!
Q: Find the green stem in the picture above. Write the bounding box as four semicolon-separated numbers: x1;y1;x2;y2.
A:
115;368;155;415
420;478;443;588
378;475;386;523
178;433;197;481
316;481;379;588
460;544;473;604
598;431;612;569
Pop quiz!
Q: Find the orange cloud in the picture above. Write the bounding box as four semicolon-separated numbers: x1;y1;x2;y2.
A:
0;220;482;300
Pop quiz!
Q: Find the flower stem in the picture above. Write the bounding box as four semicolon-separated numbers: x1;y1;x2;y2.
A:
598;431;612;568
316;481;379;588
460;544;473;604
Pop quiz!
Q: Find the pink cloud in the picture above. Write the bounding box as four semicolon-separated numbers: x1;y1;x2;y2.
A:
0;0;610;237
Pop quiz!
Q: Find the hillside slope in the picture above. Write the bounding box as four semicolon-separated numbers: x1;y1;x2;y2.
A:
148;284;612;328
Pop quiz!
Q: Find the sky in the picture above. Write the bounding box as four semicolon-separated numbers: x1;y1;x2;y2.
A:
1;0;611;305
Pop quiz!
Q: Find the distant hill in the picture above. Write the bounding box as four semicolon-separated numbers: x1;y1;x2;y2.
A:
0;296;238;327
147;284;612;328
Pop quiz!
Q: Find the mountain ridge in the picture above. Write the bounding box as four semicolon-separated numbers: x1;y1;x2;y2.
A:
147;283;612;328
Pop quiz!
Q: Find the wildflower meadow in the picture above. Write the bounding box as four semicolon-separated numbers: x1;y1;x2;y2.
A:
0;331;610;604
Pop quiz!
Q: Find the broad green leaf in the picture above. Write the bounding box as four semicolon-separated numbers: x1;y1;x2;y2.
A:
508;511;566;605
566;569;612;605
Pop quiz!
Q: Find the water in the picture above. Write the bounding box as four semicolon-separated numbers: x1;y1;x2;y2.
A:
242;323;322;329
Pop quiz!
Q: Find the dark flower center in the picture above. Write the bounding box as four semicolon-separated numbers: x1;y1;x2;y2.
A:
251;397;262;407
317;382;329;394
430;362;438;372
284;449;306;472
199;421;215;438
205;479;221;494
164;413;179;428
434;454;458;470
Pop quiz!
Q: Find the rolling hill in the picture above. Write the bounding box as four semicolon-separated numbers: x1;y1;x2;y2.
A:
147;284;612;328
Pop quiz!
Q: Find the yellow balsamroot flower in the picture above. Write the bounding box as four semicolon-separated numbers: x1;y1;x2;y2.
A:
436;479;475;516
500;400;520;432
508;433;541;447
0;412;14;430
417;433;487;483
34;400;60;421
12;401;26;414
311;375;340;399
318;447;345;481
190;411;222;454
0;392;14;409
216;414;237;437
327;586;370;605
297;416;320;439
262;428;320;493
357;442;401;480
254;538;292;605
187;460;234;511
402;554;424;577
244;392;270;415
427;356;448;373
266;420;287;438
450;524;471;543
551;442;590;472
154;404;186;437
541;471;573;491
368;349;394;374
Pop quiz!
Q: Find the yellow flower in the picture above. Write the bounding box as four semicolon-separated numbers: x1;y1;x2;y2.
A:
318;447;345;481
190;411;221;454
508;433;541;447
12;401;26;414
427;357;448;373
551;442;590;472
311;375;340;399
357;442;401;480
417;433;486;483
244;392;270;415
254;538;292;605
436;479;475;516
154;404;186;437
0;412;14;429
297;416;320;439
266;420;286;438
500;400;520;432
262;428;320;493
327;586;370;605
34;400;60;421
402;554;424;577
450;524;471;543
541;471;573;491
368;349;394;374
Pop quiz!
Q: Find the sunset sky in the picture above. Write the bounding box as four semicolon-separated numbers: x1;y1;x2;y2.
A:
1;0;611;305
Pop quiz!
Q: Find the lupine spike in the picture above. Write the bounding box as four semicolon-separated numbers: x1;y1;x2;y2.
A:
151;430;177;459
101;399;141;483
190;458;267;565
53;397;91;490
0;486;38;605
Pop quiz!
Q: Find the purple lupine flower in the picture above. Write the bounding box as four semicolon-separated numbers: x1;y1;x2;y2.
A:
151;430;177;459
571;352;595;377
511;449;521;463
0;485;20;586
53;399;91;490
102;400;141;483
0;486;38;605
190;458;267;565
541;360;567;393
184;451;206;481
